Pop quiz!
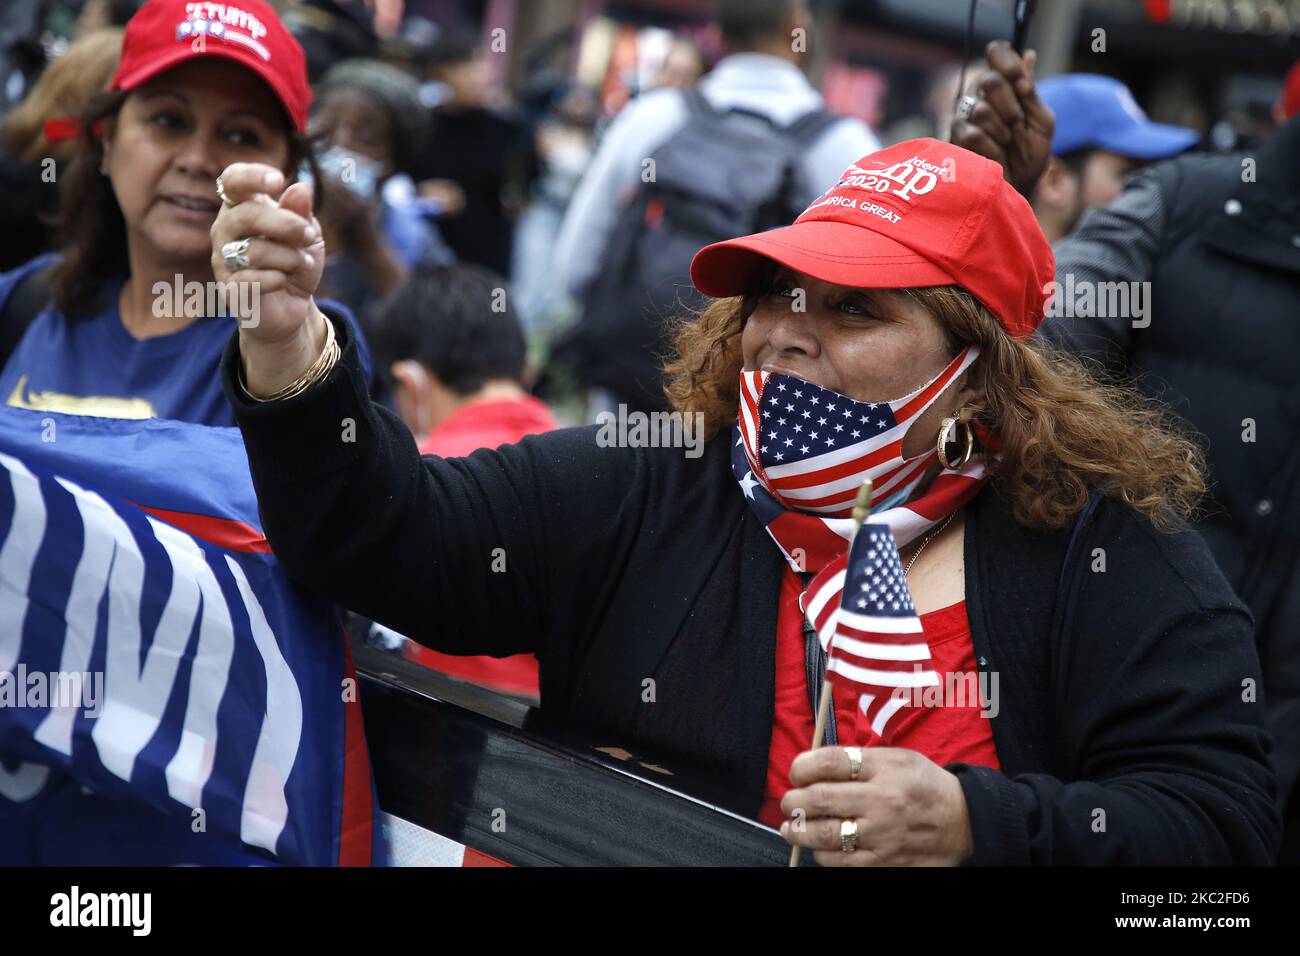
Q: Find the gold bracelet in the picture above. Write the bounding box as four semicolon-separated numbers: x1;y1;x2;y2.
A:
239;314;341;403
266;320;339;402
239;316;337;402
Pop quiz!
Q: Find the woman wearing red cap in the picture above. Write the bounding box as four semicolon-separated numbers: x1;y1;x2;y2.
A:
0;0;369;426
212;138;1278;866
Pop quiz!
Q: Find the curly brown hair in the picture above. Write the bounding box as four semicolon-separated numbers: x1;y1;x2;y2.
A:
663;282;1206;532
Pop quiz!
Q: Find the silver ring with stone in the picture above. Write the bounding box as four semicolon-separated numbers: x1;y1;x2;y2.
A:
222;238;252;272
956;94;978;120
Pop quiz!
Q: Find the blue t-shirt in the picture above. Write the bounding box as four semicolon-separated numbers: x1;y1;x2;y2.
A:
0;253;373;427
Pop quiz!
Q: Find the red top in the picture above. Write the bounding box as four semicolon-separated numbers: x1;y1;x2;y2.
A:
417;395;557;458
759;565;1000;829
409;395;558;698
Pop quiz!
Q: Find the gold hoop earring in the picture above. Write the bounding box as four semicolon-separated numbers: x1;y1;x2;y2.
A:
937;416;975;470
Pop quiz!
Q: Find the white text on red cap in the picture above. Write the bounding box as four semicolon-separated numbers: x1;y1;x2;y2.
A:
183;3;269;40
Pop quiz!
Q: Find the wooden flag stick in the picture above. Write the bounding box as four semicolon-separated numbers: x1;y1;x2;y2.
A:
789;477;872;868
787;677;835;867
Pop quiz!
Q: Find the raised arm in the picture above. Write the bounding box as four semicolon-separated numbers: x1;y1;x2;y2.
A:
211;163;638;657
1036;165;1170;371
946;40;1167;373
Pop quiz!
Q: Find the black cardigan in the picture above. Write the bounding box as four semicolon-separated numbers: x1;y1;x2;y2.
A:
220;313;1280;865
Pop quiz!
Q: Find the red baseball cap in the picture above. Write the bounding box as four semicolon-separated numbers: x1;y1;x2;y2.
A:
690;138;1055;338
110;0;310;132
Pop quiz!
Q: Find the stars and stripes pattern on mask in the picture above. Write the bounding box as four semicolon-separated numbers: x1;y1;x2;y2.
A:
738;346;978;518
732;427;987;740
731;350;992;740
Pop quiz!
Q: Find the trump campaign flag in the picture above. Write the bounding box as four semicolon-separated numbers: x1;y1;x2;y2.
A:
0;407;383;865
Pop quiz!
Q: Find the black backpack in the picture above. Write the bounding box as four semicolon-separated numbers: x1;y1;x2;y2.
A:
550;89;841;412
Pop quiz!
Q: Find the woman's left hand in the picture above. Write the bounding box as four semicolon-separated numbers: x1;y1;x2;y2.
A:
779;746;974;866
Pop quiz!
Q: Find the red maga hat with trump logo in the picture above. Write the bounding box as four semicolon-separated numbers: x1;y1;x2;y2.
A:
690;138;1055;338
110;0;310;132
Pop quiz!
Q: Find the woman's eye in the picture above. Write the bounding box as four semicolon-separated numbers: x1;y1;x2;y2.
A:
226;128;262;147
151;112;184;131
838;298;873;317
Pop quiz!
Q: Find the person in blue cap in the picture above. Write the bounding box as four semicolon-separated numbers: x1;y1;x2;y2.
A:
1029;74;1199;242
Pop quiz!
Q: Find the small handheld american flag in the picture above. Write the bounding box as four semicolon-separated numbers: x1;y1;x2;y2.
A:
826;520;939;741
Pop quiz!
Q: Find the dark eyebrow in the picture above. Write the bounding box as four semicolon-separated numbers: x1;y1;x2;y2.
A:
138;89;190;104
223;109;275;125
137;91;275;125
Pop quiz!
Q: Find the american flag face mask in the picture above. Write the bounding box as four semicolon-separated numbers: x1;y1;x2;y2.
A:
732;346;989;742
738;345;980;519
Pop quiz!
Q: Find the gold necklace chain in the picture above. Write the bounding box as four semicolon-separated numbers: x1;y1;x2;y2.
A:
903;510;957;577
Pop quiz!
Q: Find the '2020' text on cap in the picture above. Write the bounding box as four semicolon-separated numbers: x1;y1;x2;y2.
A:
690;138;1056;339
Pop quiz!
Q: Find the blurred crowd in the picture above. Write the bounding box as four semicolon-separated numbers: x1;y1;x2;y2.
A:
3;3;1296;422
1;0;1300;858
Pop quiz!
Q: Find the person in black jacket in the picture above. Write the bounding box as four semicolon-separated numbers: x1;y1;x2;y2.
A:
210;136;1279;866
953;40;1300;865
408;25;534;276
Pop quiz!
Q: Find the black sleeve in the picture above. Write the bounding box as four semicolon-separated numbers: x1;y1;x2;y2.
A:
219;310;642;659
1259;605;1300;820
951;513;1280;866
1035;162;1174;371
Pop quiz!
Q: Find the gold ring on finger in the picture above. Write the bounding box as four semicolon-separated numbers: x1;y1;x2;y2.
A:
844;746;863;781
840;819;858;854
216;176;236;208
